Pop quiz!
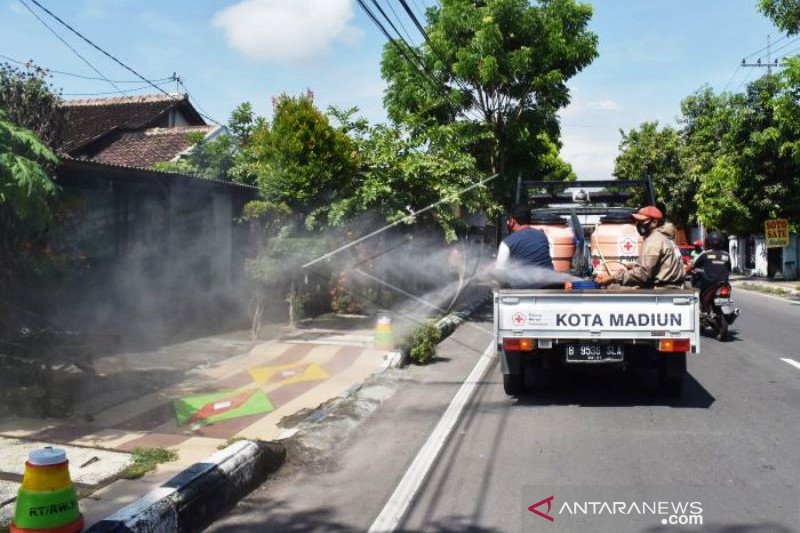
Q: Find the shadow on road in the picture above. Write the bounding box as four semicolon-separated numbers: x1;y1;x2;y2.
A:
513;371;715;409
208;498;504;533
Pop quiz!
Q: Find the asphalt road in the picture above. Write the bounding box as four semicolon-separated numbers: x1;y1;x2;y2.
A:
208;289;800;533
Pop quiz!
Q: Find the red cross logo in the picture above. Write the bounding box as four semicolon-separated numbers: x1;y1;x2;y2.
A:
512;312;526;326
623;239;634;253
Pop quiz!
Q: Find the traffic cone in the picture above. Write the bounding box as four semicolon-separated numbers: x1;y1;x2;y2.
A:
373;315;395;350
11;448;83;533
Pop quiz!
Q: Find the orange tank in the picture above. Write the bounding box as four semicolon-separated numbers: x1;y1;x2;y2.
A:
590;211;642;273
530;213;576;272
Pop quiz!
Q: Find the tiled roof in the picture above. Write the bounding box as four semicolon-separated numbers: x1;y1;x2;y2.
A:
85;125;218;168
61;94;205;154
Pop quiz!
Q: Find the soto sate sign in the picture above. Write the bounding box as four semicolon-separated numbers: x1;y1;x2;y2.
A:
765;218;790;248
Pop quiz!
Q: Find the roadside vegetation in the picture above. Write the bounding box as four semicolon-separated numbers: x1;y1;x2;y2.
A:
404;321;443;365
122;447;179;479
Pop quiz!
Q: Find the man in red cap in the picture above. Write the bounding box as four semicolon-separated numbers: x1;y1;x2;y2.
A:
596;205;685;288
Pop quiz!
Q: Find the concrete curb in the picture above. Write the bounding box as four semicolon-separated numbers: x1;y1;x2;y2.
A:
85;440;285;533
398;289;491;366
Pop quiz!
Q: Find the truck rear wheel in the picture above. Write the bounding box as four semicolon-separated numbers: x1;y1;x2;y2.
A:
657;354;686;397
503;373;524;396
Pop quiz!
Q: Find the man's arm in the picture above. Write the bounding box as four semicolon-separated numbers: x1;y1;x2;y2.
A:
495;242;510;270
620;245;661;286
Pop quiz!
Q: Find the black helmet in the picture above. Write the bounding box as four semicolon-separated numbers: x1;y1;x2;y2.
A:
707;231;725;250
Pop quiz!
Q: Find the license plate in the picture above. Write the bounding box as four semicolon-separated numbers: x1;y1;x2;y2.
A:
714;298;730;306
566;344;624;362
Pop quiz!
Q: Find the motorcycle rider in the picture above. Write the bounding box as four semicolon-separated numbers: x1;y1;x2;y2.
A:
595;206;685;288
691;231;731;291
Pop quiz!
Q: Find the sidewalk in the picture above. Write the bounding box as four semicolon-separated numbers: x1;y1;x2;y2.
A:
730;274;800;299
0;314;390;528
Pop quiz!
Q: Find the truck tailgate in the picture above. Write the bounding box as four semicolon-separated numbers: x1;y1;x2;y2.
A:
495;289;700;351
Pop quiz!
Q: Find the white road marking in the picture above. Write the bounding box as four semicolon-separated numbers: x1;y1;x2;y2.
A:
367;342;497;533
780;358;800;371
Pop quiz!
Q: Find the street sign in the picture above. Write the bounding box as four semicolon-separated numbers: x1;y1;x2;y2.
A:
765;218;790;248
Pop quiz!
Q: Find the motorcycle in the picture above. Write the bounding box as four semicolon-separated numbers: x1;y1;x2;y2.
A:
695;278;739;341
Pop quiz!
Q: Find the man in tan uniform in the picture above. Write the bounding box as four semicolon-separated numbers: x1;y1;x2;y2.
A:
595;206;685;288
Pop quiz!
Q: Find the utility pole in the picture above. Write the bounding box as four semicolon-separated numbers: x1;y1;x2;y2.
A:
172;72;182;94
741;34;780;75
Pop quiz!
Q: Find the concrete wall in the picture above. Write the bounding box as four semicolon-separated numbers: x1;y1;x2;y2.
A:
45;160;257;349
783;234;799;280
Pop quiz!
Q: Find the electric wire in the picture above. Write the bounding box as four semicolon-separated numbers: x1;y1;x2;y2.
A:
356;0;454;114
379;0;417;46
722;65;743;92
763;35;800;58
25;0;173;98
63;82;172;96
358;0;482;121
396;0;484;116
176;78;222;125
736;65;756;92
0;52;173;83
16;0;124;94
744;34;789;59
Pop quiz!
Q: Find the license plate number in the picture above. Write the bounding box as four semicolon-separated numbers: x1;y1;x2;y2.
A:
566;344;624;362
714;298;730;306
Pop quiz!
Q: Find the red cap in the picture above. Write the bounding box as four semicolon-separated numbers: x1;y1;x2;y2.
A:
632;206;663;221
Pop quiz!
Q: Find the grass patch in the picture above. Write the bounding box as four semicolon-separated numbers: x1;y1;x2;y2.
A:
740;282;790;296
122;447;178;479
217;435;247;450
403;320;442;365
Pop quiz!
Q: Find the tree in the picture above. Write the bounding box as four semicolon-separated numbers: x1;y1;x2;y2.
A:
153;132;237;181
381;0;597;207
327;108;492;241
0;62;65;149
234;92;360;225
759;0;800;34
614;122;696;226
0;109;58;234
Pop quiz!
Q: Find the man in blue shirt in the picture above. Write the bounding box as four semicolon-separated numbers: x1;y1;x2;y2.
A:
493;206;554;288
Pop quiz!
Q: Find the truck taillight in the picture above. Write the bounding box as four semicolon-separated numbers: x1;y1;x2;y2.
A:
502;338;535;351
658;339;691;353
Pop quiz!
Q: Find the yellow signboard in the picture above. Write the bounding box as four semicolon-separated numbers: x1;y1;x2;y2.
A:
765;218;790;248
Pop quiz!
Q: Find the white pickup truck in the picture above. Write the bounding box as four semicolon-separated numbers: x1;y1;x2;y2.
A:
494;288;701;396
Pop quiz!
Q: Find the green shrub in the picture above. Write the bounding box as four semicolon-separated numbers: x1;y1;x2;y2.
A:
122;447;178;479
405;321;442;365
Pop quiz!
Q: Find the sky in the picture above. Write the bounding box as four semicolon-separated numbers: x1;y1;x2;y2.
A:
0;0;787;179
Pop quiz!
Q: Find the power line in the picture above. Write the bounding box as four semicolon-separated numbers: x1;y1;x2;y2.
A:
0;52;173;83
176;77;221;125
379;0;417;45
721;65;743;92
16;0;124;94
25;0;173;98
63;83;170;96
396;0;485;119
356;0;449;110
744;33;788;59
736;65;756;92
358;0;482;121
765;34;800;57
